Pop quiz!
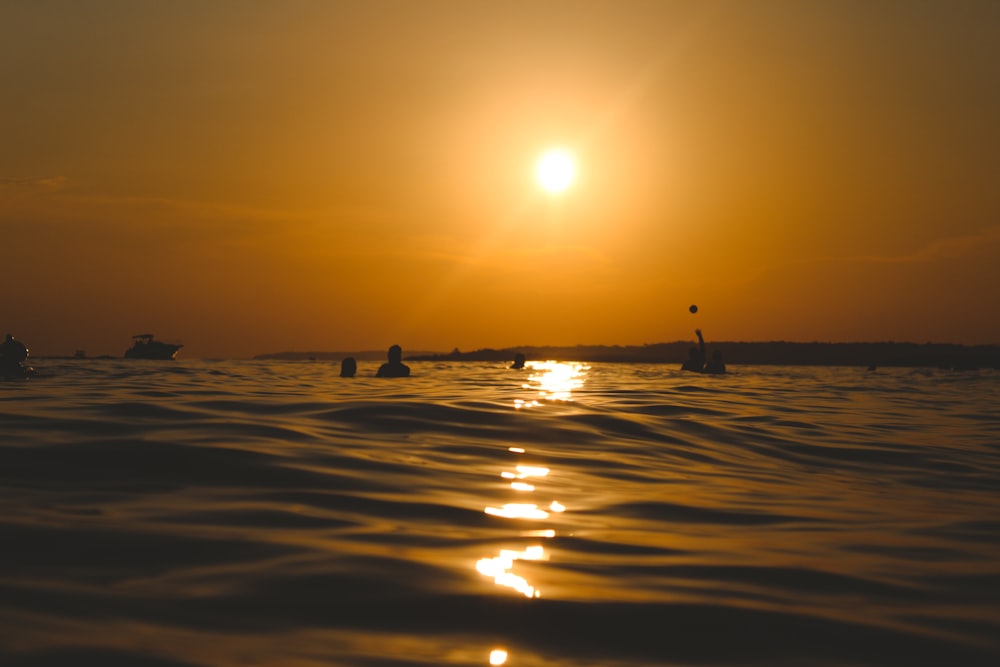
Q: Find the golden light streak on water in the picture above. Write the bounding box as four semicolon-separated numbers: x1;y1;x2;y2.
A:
522;360;589;402
523;529;556;538
514;360;590;407
484;504;550;520
480;444;562;598
501;464;548;490
476;546;548;598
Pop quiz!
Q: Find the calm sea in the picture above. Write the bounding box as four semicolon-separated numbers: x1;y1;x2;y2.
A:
1;360;998;667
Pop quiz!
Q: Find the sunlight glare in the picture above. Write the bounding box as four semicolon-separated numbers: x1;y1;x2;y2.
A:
489;648;508;665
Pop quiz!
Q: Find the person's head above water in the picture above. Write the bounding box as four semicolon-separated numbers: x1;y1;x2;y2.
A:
340;357;357;378
1;333;28;364
387;344;402;364
376;344;410;377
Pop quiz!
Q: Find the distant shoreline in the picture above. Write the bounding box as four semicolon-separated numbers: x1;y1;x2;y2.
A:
257;342;1000;370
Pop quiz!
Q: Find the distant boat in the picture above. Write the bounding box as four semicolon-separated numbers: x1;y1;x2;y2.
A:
124;334;183;360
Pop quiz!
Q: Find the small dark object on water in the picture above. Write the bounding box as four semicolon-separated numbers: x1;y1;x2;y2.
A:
124;334;183;360
1;333;33;378
689;305;698;314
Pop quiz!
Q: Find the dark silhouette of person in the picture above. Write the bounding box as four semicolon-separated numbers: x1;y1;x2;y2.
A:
704;349;727;374
376;344;410;377
510;352;526;370
340;357;357;378
681;329;706;372
1;333;30;376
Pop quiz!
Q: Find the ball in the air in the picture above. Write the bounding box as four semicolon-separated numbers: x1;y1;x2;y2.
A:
689;305;698;314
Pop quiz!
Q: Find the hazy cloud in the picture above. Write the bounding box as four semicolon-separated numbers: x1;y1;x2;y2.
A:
65;193;320;225
850;226;1000;264
739;225;1000;290
896;225;1000;262
771;225;1000;272
0;175;67;191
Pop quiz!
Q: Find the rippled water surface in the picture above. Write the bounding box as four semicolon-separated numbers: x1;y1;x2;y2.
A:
2;360;999;666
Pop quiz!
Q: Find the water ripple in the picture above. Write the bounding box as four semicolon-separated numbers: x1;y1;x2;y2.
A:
0;360;997;666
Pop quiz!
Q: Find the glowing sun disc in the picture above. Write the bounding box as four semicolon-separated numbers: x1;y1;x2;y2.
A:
536;149;576;193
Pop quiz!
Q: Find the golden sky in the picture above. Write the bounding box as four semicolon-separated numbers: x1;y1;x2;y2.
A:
3;0;999;358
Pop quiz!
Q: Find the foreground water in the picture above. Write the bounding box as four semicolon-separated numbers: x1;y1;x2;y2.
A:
1;359;998;666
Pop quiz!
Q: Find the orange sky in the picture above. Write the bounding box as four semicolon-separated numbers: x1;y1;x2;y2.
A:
3;1;999;358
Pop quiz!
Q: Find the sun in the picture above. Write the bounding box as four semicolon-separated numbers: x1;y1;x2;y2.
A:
535;148;576;194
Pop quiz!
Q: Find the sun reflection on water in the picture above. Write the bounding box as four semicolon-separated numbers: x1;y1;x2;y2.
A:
479;445;566;599
477;364;583;638
484;503;549;520
476;545;548;598
514;360;589;407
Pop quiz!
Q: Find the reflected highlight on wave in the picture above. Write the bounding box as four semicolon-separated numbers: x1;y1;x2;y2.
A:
501;463;550;486
484;504;549;520
476;545;548;598
479;447;566;599
515;360;589;406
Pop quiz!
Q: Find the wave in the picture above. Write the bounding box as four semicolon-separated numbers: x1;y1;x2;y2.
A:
1;360;998;665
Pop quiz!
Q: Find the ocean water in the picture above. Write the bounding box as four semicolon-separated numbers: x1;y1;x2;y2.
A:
1;359;998;667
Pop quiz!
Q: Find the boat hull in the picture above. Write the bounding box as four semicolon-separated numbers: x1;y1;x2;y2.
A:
124;340;183;360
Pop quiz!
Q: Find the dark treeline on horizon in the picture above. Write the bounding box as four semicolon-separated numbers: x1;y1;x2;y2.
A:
407;342;1000;369
253;350;437;362
254;342;1000;369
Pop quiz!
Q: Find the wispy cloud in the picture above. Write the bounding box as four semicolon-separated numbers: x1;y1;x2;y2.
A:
734;225;1000;289
768;225;1000;273
845;225;1000;264
63;193;323;225
0;175;68;191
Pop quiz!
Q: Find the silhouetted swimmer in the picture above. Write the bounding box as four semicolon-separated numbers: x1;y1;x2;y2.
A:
375;344;410;377
680;329;706;372
704;349;727;375
510;352;526;370
1;333;32;377
340;357;357;378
